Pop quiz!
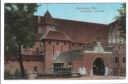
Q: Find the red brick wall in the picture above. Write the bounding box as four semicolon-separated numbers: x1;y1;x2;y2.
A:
5;61;44;74
82;53;113;75
44;40;70;73
112;44;126;75
72;60;82;73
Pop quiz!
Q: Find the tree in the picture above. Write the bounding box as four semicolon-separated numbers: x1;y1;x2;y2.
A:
5;4;39;78
115;3;126;39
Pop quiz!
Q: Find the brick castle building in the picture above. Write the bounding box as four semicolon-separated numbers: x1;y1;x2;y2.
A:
5;11;126;76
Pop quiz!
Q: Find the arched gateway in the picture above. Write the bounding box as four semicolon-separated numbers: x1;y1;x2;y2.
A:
93;57;105;75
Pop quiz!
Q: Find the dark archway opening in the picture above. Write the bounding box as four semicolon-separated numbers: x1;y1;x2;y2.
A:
93;58;105;75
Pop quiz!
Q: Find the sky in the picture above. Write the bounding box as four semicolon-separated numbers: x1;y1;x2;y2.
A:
34;3;122;24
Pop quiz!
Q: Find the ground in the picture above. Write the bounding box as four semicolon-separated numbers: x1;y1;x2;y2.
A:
36;76;125;80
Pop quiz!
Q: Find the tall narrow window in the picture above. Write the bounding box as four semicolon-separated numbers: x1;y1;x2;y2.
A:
115;57;118;63
118;46;120;50
61;45;63;52
48;41;51;44
34;66;37;72
79;44;81;47
53;45;54;59
56;41;59;45
64;42;66;45
69;44;70;49
123;57;126;63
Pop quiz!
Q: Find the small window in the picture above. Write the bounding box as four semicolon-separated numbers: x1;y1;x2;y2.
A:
11;59;15;62
118;46;120;49
123;57;126;63
69;45;70;49
56;42;59;45
48;41;51;44
115;57;118;63
34;66;37;72
68;63;71;65
64;42;66;45
61;45;63;52
26;60;29;62
72;43;74;46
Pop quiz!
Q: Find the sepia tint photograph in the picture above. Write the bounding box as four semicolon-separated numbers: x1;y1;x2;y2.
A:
4;3;126;80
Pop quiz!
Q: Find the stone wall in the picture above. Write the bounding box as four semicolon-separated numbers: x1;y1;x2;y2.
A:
5;61;44;74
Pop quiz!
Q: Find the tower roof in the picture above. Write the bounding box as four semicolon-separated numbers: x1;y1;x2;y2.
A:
40;10;58;26
44;10;52;18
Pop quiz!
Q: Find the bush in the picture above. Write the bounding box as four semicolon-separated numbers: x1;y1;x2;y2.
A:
14;69;21;79
4;70;12;79
14;68;28;79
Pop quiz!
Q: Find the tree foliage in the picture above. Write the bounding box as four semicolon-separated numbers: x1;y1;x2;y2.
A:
4;70;12;79
115;3;126;39
5;3;39;78
5;4;38;54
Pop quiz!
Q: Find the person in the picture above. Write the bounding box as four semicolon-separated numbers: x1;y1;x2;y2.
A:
82;66;87;75
109;68;112;75
105;66;108;77
79;65;86;76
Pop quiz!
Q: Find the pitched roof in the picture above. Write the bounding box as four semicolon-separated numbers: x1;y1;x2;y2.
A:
43;31;72;41
40;11;58;26
34;14;109;43
54;49;83;63
54;18;108;43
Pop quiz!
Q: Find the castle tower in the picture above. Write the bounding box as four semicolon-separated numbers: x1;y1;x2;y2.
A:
38;11;71;74
38;10;59;36
108;20;126;76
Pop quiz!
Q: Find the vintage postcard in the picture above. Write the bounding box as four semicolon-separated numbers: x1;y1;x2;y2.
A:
3;2;126;82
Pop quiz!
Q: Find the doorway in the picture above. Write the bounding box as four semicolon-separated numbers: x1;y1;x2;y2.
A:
93;57;105;75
